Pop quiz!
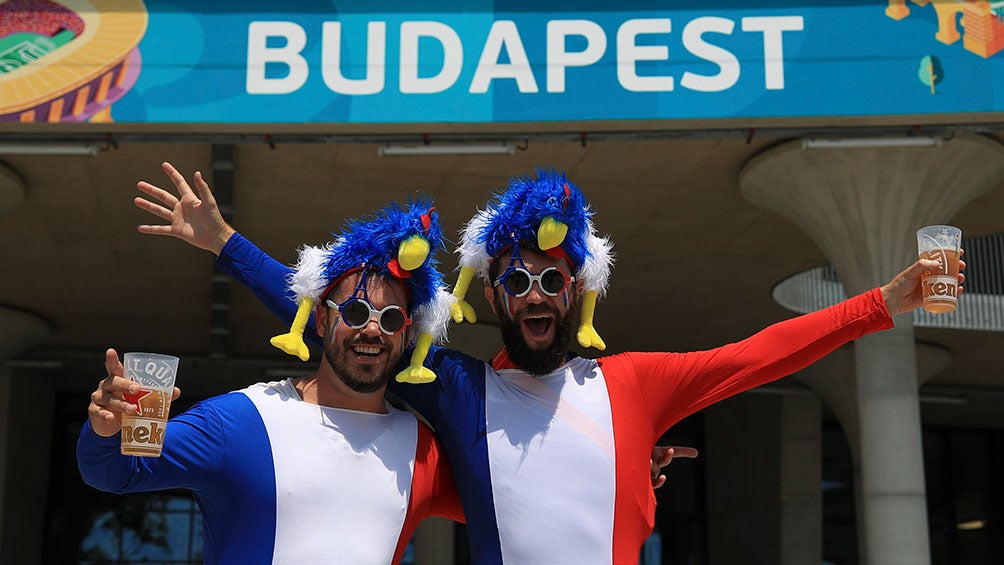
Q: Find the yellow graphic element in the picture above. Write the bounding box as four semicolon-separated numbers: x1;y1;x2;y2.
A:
886;0;1004;58
0;0;148;122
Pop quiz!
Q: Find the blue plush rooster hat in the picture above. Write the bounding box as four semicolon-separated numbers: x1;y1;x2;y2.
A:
271;198;454;384
449;169;614;350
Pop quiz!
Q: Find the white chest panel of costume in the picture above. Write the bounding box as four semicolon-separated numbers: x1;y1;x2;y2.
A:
485;357;616;564
242;380;417;564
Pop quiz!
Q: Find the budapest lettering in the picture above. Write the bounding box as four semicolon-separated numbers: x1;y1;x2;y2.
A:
12;1;1002;123
246;16;804;96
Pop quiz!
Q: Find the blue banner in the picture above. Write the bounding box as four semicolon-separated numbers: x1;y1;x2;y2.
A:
2;0;1001;123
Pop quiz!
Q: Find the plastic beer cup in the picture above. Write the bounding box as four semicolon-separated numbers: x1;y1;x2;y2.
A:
120;352;179;457
916;225;962;314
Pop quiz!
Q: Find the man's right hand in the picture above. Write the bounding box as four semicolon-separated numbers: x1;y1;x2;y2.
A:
651;445;699;489
88;349;181;438
135;161;235;255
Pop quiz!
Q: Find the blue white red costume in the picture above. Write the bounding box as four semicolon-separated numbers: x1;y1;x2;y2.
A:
216;232;894;564
77;199;463;564
77;379;462;564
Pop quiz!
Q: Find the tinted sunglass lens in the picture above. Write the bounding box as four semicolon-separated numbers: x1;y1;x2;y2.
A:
504;270;532;296
380;308;406;334
540;269;566;294
341;300;371;327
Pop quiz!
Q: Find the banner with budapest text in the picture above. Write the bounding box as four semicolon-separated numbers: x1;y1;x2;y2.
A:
2;0;1001;124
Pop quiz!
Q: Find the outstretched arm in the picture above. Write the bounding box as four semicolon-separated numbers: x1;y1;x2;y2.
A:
630;255;967;435
135;161;235;256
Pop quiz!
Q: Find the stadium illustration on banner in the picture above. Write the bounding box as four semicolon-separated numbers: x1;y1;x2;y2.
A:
0;0;147;123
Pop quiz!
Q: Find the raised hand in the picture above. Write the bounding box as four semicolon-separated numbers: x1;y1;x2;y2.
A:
134;161;235;255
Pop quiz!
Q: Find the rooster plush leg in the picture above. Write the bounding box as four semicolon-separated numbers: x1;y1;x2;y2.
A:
395;332;437;384
270;297;315;361
576;290;606;350
450;266;478;323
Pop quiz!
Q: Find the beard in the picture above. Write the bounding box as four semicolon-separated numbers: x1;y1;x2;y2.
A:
322;330;394;394
497;293;578;377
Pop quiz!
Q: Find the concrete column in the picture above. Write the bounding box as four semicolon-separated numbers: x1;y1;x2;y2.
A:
797;345;949;565
795;350;868;564
740;134;1004;565
0;306;52;564
705;394;782;565
706;393;822;565
779;394;822;565
0;162;24;216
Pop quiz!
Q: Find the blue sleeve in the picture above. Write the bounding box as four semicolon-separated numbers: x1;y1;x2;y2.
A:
76;399;226;494
216;232;321;345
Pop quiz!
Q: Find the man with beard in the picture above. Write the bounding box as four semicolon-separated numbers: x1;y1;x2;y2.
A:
76;200;464;564
133;164;947;564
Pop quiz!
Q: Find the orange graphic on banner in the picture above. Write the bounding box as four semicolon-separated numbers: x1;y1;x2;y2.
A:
886;0;1004;58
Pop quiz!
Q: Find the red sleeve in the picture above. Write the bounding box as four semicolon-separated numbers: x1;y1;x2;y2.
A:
394;422;464;564
627;288;893;435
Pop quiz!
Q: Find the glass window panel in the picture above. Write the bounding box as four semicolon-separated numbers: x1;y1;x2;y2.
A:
46;394;204;564
80;510;119;561
166;494;194;511
191;511;204;561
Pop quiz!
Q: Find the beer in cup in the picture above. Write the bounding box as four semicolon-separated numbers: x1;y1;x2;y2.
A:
916;225;962;314
120;352;179;457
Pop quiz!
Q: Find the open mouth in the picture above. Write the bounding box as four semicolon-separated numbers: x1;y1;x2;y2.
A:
521;314;554;340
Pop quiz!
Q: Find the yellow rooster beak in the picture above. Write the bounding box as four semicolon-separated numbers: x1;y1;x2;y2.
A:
398;235;431;271
537;216;568;251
